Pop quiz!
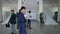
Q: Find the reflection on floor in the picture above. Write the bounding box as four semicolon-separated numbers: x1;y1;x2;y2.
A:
0;21;60;34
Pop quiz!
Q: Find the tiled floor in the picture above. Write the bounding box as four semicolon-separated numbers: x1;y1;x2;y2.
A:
0;21;60;34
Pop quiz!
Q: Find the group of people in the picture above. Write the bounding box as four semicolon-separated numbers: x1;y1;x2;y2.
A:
8;6;32;34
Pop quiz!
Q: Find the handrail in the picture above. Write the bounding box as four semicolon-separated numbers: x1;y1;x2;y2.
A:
44;8;54;18
43;8;57;22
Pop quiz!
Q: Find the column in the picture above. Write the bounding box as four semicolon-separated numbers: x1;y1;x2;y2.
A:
38;0;43;22
18;0;22;10
0;0;2;23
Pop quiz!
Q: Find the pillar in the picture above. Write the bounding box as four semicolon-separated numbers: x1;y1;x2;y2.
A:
18;0;22;10
0;0;2;23
38;0;43;22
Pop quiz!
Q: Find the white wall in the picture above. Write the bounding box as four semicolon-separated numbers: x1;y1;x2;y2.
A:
2;0;18;21
2;0;18;12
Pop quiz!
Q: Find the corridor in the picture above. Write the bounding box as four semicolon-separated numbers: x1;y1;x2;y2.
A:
0;0;60;34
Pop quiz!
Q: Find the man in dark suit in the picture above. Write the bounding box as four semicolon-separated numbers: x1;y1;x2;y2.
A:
9;10;16;34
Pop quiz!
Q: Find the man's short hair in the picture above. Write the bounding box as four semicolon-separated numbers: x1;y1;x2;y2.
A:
29;11;31;13
11;10;14;12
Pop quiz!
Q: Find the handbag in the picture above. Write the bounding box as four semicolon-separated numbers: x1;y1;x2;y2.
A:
5;23;10;27
5;16;11;28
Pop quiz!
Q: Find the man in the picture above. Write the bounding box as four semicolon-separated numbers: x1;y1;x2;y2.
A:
40;13;44;24
27;11;32;29
53;12;58;22
9;10;16;34
18;6;27;34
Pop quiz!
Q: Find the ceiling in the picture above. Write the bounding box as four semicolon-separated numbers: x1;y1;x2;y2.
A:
23;0;38;10
2;0;39;11
2;0;18;5
43;0;58;4
2;0;58;11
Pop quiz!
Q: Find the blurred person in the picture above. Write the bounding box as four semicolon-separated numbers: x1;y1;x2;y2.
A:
40;13;44;24
18;6;27;34
9;10;16;34
53;12;58;22
27;11;32;29
16;12;19;31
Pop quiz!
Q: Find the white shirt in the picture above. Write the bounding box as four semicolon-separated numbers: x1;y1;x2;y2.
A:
24;13;31;19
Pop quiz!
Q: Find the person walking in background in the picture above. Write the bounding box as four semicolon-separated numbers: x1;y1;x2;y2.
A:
40;13;44;24
53;12;58;22
27;11;32;29
18;6;27;34
9;10;16;34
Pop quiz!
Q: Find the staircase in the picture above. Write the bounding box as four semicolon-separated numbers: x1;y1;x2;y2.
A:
43;8;58;25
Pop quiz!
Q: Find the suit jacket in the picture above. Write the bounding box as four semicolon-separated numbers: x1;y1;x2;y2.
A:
18;12;26;24
18;12;27;34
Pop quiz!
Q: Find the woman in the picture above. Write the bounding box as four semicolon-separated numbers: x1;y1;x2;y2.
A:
18;6;27;34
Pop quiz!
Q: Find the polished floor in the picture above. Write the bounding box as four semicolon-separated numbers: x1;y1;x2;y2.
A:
0;21;60;34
